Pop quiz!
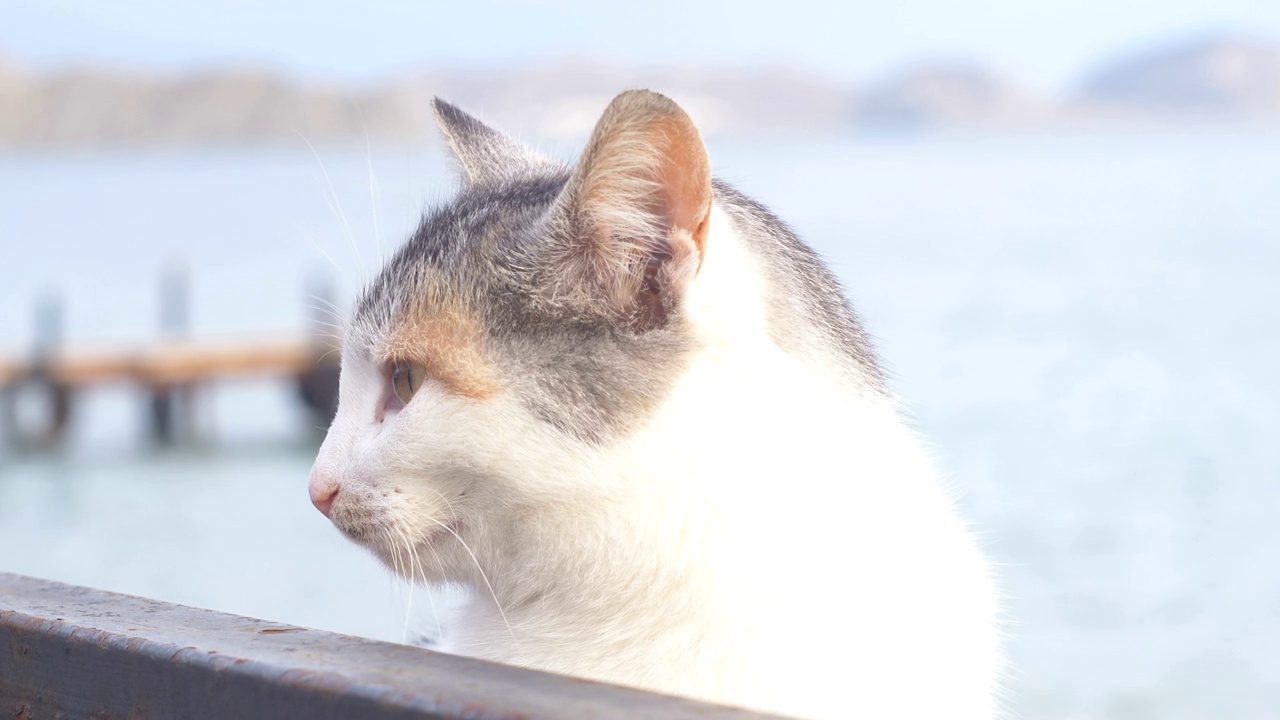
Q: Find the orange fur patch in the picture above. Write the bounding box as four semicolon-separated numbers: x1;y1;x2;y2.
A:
381;289;497;401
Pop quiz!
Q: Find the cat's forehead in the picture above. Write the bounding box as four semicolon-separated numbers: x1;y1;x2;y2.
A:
399;173;567;273
352;172;568;338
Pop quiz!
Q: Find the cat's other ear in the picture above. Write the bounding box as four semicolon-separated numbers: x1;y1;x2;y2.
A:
431;98;550;186
546;90;712;330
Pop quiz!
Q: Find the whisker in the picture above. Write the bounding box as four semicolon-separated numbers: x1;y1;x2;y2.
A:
381;525;415;643
394;518;444;646
304;319;344;338
423;516;516;644
400;539;416;643
378;527;399;576
306;334;343;352
418;541;449;646
304;323;345;338
296;131;364;285
419;486;460;520
304;303;344;321
357;106;383;265
379;527;406;614
307;294;345;315
294;221;354;288
303;316;345;332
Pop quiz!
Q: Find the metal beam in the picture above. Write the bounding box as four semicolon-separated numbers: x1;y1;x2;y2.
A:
0;572;781;720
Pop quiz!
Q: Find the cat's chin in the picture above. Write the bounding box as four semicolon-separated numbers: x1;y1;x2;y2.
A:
356;521;460;582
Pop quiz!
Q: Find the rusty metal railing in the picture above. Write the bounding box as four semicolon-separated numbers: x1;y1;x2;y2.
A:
0;572;780;720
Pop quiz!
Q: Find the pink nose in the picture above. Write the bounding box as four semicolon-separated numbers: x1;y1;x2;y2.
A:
309;477;339;518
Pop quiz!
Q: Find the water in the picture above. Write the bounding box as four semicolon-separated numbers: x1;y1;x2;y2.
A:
2;131;1278;718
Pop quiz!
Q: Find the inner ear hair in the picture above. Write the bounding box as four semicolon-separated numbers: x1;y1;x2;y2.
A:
550;90;713;329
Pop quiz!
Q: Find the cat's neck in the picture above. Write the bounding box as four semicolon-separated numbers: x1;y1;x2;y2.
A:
441;341;915;642
442;481;746;695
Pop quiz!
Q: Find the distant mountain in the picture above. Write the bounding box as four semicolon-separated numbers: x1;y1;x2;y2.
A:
0;65;427;148
855;63;1049;129
2;32;1278;151
0;61;853;150
1078;35;1280;116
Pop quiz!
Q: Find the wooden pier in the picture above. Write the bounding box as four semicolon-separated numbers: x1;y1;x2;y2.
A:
0;338;324;388
0;338;341;449
0;270;342;449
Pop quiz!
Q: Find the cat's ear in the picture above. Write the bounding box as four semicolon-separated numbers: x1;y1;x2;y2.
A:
546;90;712;330
431;98;550;185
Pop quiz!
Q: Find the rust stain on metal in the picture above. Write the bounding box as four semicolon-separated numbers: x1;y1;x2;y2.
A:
460;701;535;720
277;668;355;699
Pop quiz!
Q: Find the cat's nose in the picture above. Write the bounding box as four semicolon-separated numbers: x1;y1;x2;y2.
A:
309;473;339;518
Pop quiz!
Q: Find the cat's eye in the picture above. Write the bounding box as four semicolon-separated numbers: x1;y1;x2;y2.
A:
390;360;427;407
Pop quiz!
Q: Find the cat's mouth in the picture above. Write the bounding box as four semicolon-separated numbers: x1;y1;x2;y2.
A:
327;492;460;545
337;515;462;578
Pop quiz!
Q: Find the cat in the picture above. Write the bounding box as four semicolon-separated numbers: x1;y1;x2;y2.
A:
308;90;1002;719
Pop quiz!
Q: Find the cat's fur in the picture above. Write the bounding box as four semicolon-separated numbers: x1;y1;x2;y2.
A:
309;90;1002;719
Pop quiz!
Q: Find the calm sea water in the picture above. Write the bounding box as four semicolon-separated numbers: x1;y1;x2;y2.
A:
1;131;1278;719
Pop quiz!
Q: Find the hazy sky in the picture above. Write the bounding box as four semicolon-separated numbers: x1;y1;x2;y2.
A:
3;0;1278;91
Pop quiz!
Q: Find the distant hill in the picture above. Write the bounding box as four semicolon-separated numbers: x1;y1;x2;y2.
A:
1;32;1278;151
0;66;425;149
0;61;853;150
855;63;1049;129
1078;35;1280;116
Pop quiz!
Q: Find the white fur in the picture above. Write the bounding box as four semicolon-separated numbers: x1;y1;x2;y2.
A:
312;206;1002;719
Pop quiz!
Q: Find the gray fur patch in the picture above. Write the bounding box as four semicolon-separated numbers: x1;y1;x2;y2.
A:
351;166;883;446
713;181;886;395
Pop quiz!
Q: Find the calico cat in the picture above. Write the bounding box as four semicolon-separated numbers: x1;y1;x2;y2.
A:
308;90;1001;719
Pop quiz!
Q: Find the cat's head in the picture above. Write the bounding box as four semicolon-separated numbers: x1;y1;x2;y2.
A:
308;90;716;580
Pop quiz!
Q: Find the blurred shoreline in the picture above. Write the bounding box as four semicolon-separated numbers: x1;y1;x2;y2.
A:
1;32;1278;151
